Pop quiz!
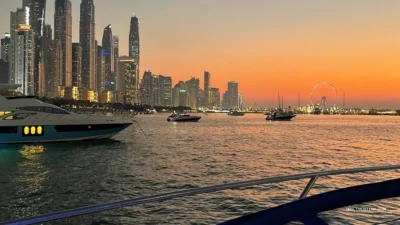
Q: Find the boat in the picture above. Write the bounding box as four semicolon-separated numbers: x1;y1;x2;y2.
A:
4;164;400;224
167;111;201;122
265;91;296;121
266;111;296;121
227;111;244;116
0;95;133;144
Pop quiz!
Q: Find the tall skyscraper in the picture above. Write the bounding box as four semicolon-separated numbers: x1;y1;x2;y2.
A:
23;0;46;96
10;24;35;95
204;71;210;108
129;14;140;82
80;0;96;90
112;35;119;73
48;40;62;97
1;33;10;62
54;0;72;87
227;81;239;109
116;56;138;104
172;81;187;107
210;88;221;109
159;76;172;107
9;8;35;95
185;77;200;109
102;24;114;91
96;44;104;93
72;43;82;87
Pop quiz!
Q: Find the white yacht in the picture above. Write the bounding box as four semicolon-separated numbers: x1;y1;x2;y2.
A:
0;95;133;144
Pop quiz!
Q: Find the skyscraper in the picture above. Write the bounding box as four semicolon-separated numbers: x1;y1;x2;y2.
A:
159;76;172;107
48;40;62;98
210;88;221;109
102;24;114;91
204;71;210;108
238;93;244;110
112;35;119;73
227;81;239;109
9;8;35;95
129;14;140;82
185;77;200;109
96;44;104;93
116;56;138;104
10;24;35;95
23;0;46;96
0;33;10;62
80;0;95;90
72;43;82;87
139;69;152;105
54;0;72;87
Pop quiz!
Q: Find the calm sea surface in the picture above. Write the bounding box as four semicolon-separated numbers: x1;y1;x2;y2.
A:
0;114;399;224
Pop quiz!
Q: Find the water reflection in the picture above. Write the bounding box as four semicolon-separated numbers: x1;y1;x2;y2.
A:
17;145;48;194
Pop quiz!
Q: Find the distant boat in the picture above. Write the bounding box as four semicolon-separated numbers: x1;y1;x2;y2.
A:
266;112;296;121
167;112;201;122
227;111;244;116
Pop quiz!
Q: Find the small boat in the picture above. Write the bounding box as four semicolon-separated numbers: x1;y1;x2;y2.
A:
167;112;201;122
266;112;296;121
227;111;244;116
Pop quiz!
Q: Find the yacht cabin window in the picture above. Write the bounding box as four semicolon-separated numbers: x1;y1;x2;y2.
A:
0;111;12;117
3;113;35;120
18;106;70;114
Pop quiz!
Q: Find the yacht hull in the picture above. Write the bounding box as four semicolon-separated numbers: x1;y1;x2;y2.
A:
0;123;132;144
167;117;201;122
266;115;296;121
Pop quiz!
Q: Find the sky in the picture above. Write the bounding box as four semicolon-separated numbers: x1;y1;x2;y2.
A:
1;0;400;108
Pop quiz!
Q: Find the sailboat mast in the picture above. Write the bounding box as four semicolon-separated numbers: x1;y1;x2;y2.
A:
282;96;284;109
278;90;281;109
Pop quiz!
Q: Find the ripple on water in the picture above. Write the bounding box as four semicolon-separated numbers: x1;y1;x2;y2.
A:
0;114;399;224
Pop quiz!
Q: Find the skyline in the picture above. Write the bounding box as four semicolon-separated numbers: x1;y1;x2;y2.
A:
1;0;400;108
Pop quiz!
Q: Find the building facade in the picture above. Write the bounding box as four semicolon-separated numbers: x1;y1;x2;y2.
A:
80;0;96;90
116;56;138;104
54;0;72;87
1;33;10;62
102;25;114;91
72;43;82;87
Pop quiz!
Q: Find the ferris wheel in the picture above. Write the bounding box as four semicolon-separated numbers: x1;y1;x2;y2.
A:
310;82;339;107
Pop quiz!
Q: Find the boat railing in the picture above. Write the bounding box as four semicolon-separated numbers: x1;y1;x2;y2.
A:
1;164;399;225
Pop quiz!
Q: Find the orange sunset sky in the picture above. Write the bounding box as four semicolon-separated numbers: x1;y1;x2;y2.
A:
1;0;400;108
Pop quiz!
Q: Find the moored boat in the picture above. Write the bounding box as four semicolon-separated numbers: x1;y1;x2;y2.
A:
227;111;245;116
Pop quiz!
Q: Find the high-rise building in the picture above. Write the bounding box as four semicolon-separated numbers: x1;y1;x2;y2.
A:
152;75;161;106
47;40;62;98
72;43;82;87
129;14;140;81
9;24;35;95
139;69;152;105
9;8;35;95
172;81;187;107
54;0;72;87
23;0;46;36
80;0;96;90
1;33;10;62
102;24;114;91
210;88;220;109
223;81;239;109
204;71;210;108
42;24;52;95
185;77;200;109
238;93;244;110
159;76;172;107
96;44;104;93
0;60;8;83
112;35;119;73
23;0;46;96
116;56;138;104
